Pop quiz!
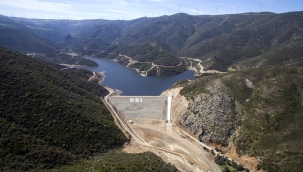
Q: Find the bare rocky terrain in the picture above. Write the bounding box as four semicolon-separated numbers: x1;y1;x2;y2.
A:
165;66;303;172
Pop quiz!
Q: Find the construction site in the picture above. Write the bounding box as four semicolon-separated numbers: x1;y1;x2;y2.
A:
106;94;221;172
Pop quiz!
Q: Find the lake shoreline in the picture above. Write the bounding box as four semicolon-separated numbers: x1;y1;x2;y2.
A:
76;56;195;96
60;63;87;68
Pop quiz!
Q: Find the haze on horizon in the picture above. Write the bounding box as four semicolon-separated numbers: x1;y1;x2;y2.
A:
0;0;302;20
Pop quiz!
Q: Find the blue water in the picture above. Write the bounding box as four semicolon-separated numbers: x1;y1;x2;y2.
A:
77;56;195;96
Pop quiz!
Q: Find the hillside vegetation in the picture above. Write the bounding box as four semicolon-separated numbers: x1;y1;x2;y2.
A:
31;53;99;67
175;66;303;171
2;12;303;75
41;151;178;172
1;11;303;172
0;47;125;170
0;28;58;54
0;16;65;42
0;48;177;171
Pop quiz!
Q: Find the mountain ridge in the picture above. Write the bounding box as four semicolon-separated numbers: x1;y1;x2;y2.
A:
1;11;303;76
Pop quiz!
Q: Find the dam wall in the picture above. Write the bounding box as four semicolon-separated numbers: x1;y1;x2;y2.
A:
108;96;167;119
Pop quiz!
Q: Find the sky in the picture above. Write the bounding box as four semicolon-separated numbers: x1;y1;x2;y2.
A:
0;0;302;20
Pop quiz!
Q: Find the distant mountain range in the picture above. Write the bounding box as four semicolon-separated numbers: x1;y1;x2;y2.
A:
1;11;303;75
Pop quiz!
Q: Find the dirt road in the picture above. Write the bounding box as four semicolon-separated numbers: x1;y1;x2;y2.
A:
103;89;221;172
182;57;225;76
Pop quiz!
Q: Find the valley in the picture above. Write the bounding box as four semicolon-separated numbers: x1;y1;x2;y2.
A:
1;10;303;172
2;12;303;76
0;48;178;172
72;56;195;96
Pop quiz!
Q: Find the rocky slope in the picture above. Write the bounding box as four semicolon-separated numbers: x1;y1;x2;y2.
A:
164;66;303;172
163;86;238;146
182;90;237;145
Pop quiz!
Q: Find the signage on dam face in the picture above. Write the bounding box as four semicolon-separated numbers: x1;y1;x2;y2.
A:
130;98;143;103
108;96;167;119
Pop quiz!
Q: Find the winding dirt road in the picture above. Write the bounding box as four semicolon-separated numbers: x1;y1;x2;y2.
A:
182;57;225;76
118;54;183;76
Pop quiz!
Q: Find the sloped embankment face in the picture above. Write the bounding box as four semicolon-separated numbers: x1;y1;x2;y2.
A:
108;96;167;119
169;66;303;172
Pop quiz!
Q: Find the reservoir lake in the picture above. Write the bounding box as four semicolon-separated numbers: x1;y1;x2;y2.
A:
77;56;195;96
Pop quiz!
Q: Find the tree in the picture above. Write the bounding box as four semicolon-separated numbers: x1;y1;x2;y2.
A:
224;166;230;172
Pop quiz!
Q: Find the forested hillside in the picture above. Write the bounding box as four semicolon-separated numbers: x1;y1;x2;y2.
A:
1;12;303;76
79;12;303;72
174;66;303;172
0;15;65;42
0;47;125;170
0;28;59;54
0;48;177;171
